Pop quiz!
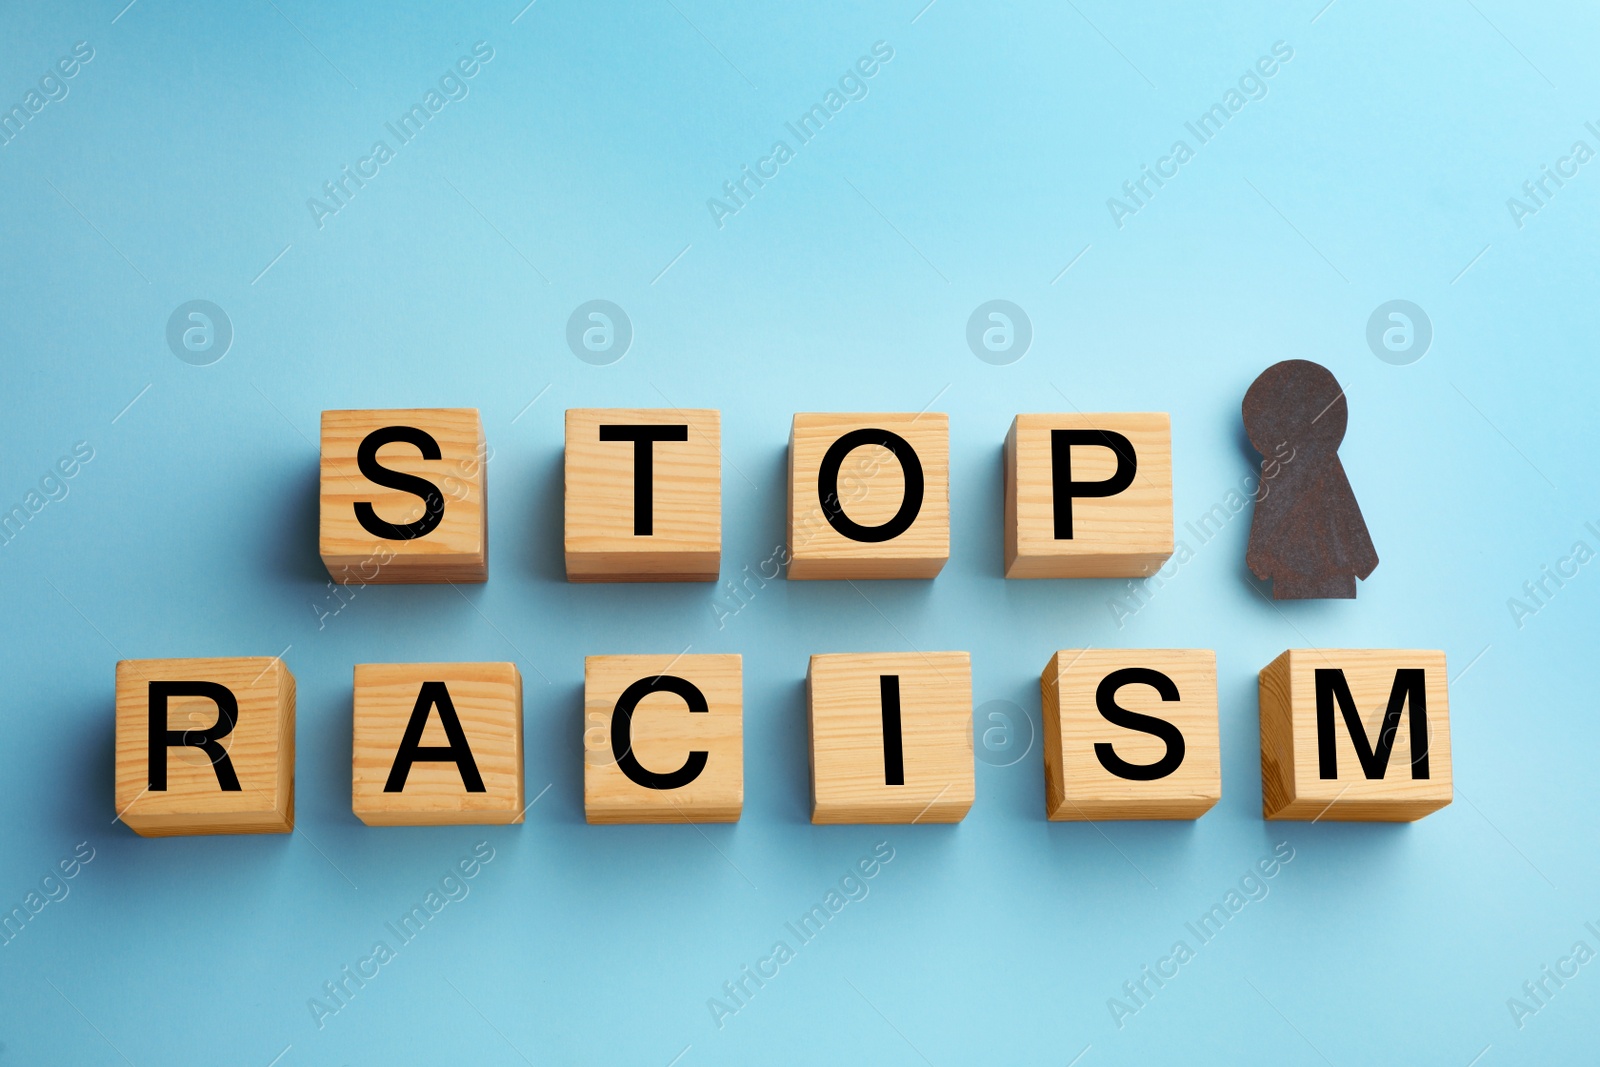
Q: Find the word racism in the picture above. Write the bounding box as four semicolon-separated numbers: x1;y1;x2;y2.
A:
707;41;895;229
1108;41;1294;229
307;43;496;229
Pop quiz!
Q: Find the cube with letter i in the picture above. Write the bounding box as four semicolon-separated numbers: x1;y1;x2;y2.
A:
807;652;973;823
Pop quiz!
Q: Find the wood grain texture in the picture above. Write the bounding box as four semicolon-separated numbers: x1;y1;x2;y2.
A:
564;408;721;582
1004;413;1173;578
807;652;972;824
583;654;742;824
114;657;294;837
320;408;487;583
788;413;949;579
1259;649;1451;821
352;662;523;826
1042;649;1220;821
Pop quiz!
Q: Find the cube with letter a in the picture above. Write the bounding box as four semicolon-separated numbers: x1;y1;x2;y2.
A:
352;662;524;826
114;657;295;837
1004;413;1173;578
1041;649;1220;820
320;408;487;583
564;408;721;582
1259;649;1452;821
807;652;973;823
788;413;950;579
583;654;743;823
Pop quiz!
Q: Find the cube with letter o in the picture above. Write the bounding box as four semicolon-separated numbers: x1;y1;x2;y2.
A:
788;413;949;579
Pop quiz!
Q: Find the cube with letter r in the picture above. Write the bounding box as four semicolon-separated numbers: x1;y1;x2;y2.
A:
114;657;295;837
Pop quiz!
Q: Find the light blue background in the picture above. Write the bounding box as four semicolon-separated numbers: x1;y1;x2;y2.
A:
2;1;1596;1063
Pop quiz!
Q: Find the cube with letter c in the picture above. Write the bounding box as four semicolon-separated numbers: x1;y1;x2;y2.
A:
583;654;742;823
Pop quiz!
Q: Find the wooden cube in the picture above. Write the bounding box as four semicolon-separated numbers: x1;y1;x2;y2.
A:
320;408;487;583
807;652;973;823
1004;413;1173;578
352;663;524;826
788;413;949;579
565;408;721;582
1259;649;1452;821
114;657;294;837
1041;649;1220;820
583;654;742;823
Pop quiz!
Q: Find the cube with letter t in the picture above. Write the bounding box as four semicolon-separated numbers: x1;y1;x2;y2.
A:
320;408;488;583
1004;413;1173;578
564;408;722;582
1259;649;1452;821
114;657;295;836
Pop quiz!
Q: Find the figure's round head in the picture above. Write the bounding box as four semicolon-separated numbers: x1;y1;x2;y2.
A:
1242;359;1347;455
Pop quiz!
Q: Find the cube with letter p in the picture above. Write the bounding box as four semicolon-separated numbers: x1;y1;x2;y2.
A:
1004;412;1173;578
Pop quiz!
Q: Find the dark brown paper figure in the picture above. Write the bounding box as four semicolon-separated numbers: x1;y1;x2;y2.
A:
1242;360;1378;599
